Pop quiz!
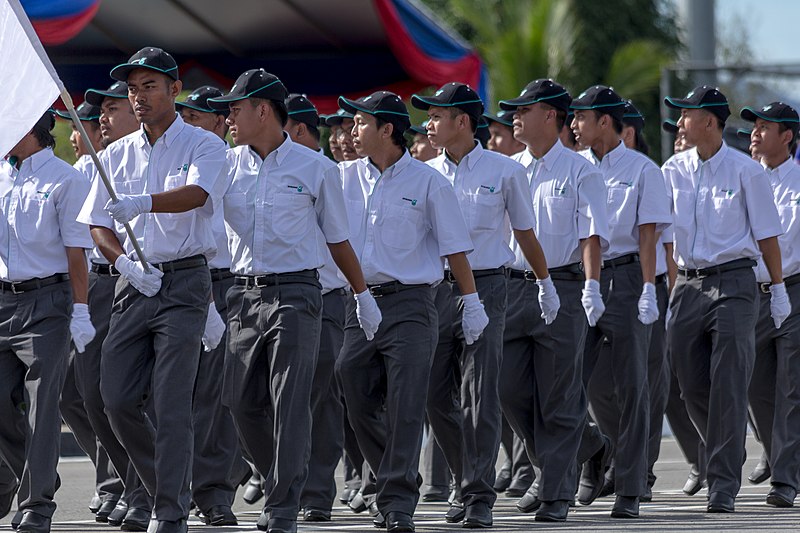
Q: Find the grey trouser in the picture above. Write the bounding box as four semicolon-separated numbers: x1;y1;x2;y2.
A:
336;285;437;516
581;261;651;497
499;277;586;502
101;266;211;521
668;265;757;498
587;276;669;488
422;422;451;496
224;274;322;520
301;288;347;512
426;274;506;507
498;418;534;490
665;363;703;469
75;270;148;510
191;273;246;511
0;281;71;517
748;281;800;490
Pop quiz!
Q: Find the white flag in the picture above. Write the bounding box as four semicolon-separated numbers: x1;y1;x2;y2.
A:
0;0;63;158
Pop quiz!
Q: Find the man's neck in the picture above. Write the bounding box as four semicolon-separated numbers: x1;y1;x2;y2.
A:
762;153;791;171
143;112;177;146
249;129;286;160
443;134;476;165
695;136;723;162
527;133;558;160
590;134;621;161
369;144;404;174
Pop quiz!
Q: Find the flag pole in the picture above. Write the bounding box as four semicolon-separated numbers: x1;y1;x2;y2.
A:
6;0;150;271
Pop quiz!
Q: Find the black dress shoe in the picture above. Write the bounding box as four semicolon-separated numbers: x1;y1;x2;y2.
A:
748;454;771;484
641;485;653;503
203;505;237;526
120;507;151;531
767;483;797;508
339;487;356;504
534;500;569;522
348;492;368;513
445;503;465;523
576;436;613;505
256;508;269;531
610;495;639;518
386;511;415;532
372;511;386;528
598;475;615;498
421;489;451;502
303;507;331;521
11;509;22;530
707;492;735;513
463;502;492;528
107;500;129;526
95;497;120;522
516;487;541;513
89;493;102;514
16;510;51;533
493;468;512;492
682;465;704;496
243;476;265;505
0;483;17;520
267;517;297;533
504;486;527;498
154;519;187;533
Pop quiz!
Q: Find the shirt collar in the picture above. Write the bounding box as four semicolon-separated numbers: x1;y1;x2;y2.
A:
594;140;625;168
363;150;412;181
691;141;728;175
444;141;483;172
246;132;293;166
26;147;55;173
539;139;565;172
764;155;796;184
135;112;185;149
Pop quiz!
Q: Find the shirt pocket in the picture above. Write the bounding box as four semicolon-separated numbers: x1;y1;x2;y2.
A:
116;178;143;195
272;192;313;238
469;192;504;231
381;203;424;250
710;191;741;233
223;192;250;235
542;195;574;236
164;171;186;191
16;195;52;243
607;184;636;228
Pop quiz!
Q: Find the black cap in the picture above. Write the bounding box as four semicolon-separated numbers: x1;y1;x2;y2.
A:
33;109;56;134
622;100;644;131
338;91;411;132
408;120;429;136
570;85;626;121
84;81;128;107
285;94;320;129
110;47;179;82
322;108;355;127
662;119;679;134
475;116;489;147
207;69;288;112
736;128;752;139
176;86;227;116
740;102;799;131
483;110;514;128
499;79;571;112
664;85;730;122
410;83;484;120
55;101;101;122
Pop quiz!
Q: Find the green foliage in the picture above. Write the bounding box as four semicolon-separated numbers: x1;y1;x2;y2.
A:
53;118;77;165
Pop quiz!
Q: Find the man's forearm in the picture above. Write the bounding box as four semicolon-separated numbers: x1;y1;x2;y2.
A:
639;223;657;284
150;184;209;213
581;235;602;281
66;247;89;304
446;252;477;295
758;236;784;284
90;226;125;264
513;228;549;280
328;240;367;294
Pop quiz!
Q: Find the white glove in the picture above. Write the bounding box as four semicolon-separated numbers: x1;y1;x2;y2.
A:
637;282;659;325
355;289;382;341
536;276;560;325
202;301;226;351
114;255;163;297
581;279;605;327
104;194;152;224
70;303;96;353
770;282;792;329
462;292;489;345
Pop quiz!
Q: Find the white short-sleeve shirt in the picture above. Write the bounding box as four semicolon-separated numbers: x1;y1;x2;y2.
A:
581;142;672;260
508;140;610;270
427;143;534;270
78;114;227;264
340;151;473;285
72;153;111;265
222;135;350;276
0;148;92;281
755;157;800;282
661;143;783;269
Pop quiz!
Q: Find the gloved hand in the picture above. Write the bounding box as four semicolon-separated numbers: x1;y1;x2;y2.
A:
355;289;382;341
462;292;489;345
536;276;560;325
114;255;163;297
70;303;96;353
581;279;605;327
104;194;152;224
770;282;791;329
202;301;226;351
637;282;659;325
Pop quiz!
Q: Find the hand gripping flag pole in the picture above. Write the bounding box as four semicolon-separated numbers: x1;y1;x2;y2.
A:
2;0;151;271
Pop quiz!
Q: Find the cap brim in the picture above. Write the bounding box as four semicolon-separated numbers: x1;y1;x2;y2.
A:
206;95;249;111
323;113;354;127
337;96;361;116
85;89;126;107
483;113;513;127
661;120;678;134
663;96;693;109
736;128;752;138
410;94;444;111
337;96;410;130
498;96;536;111
407;126;427;135
740;106;799;124
110;63;178;82
54;109;99;121
176;101;214;113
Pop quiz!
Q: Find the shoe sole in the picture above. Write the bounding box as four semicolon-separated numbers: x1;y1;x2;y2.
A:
516;502;541;513
706;505;734;513
463;519;493;528
766;494;794;508
610;511;639;518
304;515;331;522
120;521;149;532
445;515;465;523
534;514;566;522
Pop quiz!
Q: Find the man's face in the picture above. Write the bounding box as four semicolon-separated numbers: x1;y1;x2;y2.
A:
409;133;438;161
328;125;343;161
226;99;264;146
487;122;523;156
337;118;358;160
351;112;384;158
180;108;221;135
676;108;716;147
425;107;462;150
570;109;602;148
69;123;87;157
673;131;691;153
512;103;552;146
99;97;139;147
126;68;179;125
750;118;791;160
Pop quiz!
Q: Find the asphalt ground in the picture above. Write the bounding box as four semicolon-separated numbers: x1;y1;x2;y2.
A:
2;435;798;532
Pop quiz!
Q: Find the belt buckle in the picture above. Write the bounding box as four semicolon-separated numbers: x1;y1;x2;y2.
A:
524;271;536;282
760;283;771;294
368;286;382;298
692;268;702;279
10;283;22;294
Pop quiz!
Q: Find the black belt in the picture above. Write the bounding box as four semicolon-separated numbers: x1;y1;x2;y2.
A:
152;255;207;273
91;262;119;276
509;262;584;282
655;273;667;285
759;271;800;294
210;268;234;281
235;269;319;288
603;253;639;269
444;266;505;283
368;281;428;298
678;258;756;279
324;287;347;297
0;273;69;294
